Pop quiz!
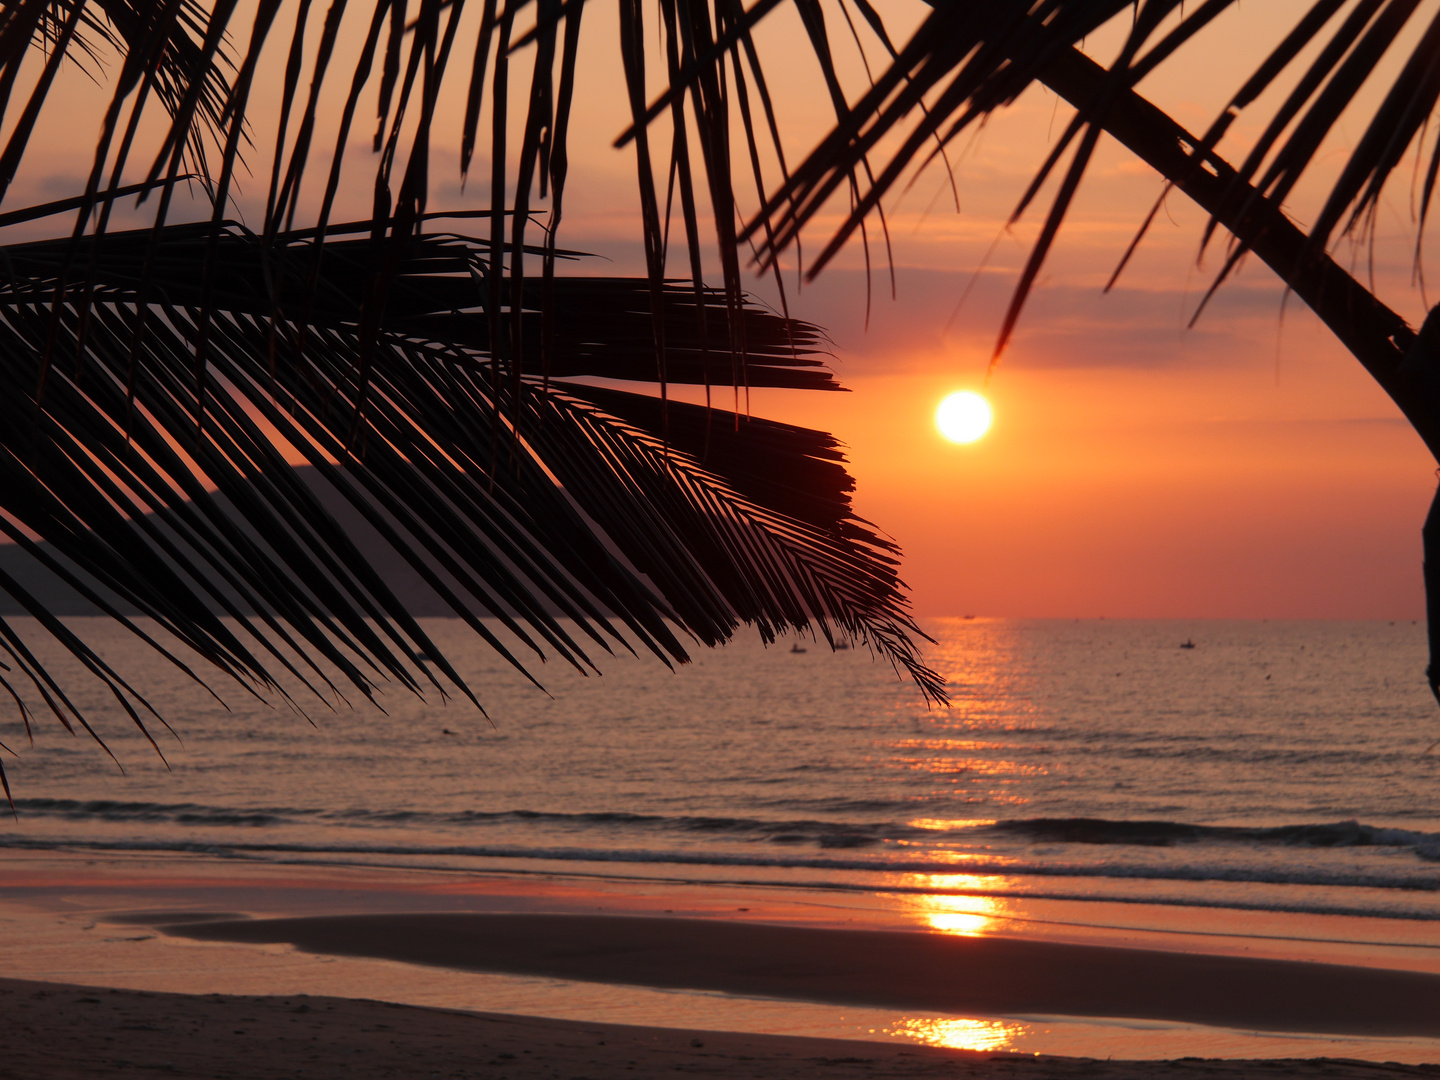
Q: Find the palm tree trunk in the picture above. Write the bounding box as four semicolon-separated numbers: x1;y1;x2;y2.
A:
1425;489;1440;700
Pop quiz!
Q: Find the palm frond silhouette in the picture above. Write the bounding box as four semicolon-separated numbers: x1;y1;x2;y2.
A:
5;0;1440;796
0;0;942;796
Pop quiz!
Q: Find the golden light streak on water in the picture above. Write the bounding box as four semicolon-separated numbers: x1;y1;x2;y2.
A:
897;873;1018;935
926;909;992;934
890;757;1042;776
906;818;998;831
885;1016;1025;1052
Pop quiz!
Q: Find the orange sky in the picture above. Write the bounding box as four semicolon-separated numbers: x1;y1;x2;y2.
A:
687;3;1440;620
11;1;1439;620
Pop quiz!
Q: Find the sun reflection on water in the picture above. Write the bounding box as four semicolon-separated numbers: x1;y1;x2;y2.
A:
889;757;1043;777
898;873;1019;936
886;1016;1026;1052
906;818;997;832
926;909;992;935
889;739;1011;752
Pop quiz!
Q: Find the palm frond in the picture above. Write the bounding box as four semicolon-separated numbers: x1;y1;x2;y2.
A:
0;214;940;791
696;1;1440;362
9;0;1440;745
2;0;234;207
0;0;976;791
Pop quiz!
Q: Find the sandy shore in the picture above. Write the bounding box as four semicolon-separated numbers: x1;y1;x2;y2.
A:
159;911;1440;1039
4;976;1439;1080
8;854;1440;1065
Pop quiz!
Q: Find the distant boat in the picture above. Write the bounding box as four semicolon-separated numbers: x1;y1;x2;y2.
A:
789;643;807;654
962;614;976;620
1179;639;1196;649
834;642;850;651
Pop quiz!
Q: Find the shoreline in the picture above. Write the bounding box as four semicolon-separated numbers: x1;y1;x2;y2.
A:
7;851;1440;1064
4;977;1439;1080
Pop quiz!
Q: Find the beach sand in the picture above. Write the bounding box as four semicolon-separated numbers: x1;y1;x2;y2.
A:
4;977;1439;1080
6;853;1440;1073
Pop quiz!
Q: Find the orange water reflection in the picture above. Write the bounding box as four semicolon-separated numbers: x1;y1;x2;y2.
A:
888;739;1011;752
906;818;997;832
888;756;1042;777
899;873;1018;936
886;1016;1027;1052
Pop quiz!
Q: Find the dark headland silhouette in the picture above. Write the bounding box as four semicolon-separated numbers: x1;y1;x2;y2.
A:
0;466;482;618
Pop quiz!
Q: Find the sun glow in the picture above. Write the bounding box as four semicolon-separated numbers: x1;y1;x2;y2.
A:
936;391;993;443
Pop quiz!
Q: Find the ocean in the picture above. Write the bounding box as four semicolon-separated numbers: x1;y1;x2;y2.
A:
4;616;1439;927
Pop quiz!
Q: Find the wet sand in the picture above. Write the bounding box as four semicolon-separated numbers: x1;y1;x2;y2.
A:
159;911;1440;1038
4;977;1439;1080
8;854;1440;1066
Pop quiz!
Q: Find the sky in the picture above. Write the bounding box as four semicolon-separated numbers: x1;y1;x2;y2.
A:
10;0;1440;621
726;5;1440;620
674;3;1440;620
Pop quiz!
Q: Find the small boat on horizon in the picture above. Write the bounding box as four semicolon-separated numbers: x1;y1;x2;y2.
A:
1179;639;1196;649
789;643;807;654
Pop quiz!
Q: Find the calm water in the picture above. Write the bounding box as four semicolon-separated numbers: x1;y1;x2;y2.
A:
4;617;1440;923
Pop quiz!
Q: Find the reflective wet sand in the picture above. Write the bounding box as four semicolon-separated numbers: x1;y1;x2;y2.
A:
6;851;1440;1062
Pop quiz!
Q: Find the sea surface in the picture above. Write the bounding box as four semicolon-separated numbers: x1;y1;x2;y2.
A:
4;616;1440;930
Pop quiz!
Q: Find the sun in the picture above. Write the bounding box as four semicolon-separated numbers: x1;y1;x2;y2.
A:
936;391;992;444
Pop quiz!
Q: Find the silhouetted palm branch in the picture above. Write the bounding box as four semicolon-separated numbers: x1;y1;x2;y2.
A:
711;2;1440;354
0;0;948;795
21;0;1440;790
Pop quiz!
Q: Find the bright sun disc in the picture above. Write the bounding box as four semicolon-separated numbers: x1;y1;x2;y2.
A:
936;391;992;443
